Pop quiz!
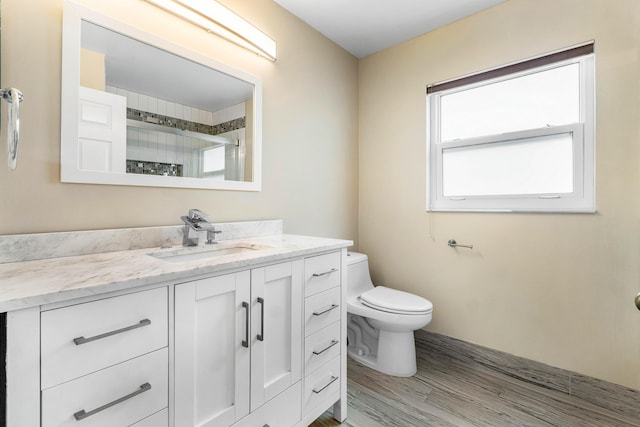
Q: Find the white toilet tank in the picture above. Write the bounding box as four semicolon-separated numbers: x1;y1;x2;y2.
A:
346;252;375;297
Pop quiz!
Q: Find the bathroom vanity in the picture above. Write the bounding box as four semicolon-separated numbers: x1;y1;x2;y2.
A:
0;220;351;427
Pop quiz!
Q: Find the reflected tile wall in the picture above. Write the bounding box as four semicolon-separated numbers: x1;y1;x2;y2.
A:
106;85;246;175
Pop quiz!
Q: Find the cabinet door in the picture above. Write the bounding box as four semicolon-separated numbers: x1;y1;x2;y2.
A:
250;260;303;410
175;272;251;427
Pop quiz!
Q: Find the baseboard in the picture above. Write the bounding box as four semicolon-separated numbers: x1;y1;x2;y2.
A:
415;330;640;421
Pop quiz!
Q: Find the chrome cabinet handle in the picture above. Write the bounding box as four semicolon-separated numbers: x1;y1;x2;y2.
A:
73;382;151;421
312;339;339;355
313;304;339;316
257;297;264;341
312;375;338;394
242;302;249;348
73;319;151;345
312;268;338;278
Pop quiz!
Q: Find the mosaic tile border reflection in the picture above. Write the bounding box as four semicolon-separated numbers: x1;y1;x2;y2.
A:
127;108;245;136
126;159;183;177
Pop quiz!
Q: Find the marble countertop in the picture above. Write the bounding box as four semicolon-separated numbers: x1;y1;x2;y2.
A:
0;233;352;312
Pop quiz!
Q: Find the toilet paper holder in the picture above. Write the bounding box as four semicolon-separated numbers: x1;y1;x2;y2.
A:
448;239;473;249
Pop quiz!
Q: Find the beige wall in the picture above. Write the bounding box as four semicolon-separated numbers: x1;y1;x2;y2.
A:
359;0;640;389
79;48;105;91
0;0;359;242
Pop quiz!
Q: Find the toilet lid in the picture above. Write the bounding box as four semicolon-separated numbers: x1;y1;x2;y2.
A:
359;286;433;315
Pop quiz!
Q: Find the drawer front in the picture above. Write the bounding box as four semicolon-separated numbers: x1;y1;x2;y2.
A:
305;322;341;375
130;408;168;427
42;348;168;427
303;356;341;415
304;252;341;297
232;381;301;427
41;287;168;389
305;286;341;336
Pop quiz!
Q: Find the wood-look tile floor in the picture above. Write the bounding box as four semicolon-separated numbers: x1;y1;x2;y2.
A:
310;346;640;427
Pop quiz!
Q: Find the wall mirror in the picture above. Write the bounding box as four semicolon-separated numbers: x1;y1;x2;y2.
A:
61;1;262;190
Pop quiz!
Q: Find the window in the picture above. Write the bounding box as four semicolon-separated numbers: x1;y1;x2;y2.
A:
201;145;225;179
427;43;595;212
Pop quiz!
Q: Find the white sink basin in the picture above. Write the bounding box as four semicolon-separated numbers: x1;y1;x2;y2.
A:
149;243;271;263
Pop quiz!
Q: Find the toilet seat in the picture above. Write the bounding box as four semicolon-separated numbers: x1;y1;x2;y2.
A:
359;286;433;315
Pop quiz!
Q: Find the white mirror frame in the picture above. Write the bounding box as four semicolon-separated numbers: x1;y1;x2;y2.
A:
61;1;262;191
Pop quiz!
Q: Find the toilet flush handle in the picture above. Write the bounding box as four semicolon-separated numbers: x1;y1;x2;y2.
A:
635;292;640;311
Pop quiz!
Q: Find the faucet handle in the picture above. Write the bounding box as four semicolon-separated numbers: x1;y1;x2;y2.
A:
206;229;222;244
188;208;209;221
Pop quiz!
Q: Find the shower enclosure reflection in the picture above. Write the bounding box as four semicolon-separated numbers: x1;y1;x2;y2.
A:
79;20;252;181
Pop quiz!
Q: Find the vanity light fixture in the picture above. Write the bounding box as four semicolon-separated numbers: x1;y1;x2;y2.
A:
144;0;277;61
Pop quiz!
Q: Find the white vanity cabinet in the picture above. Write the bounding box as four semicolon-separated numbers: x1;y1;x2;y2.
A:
4;245;348;427
174;260;303;427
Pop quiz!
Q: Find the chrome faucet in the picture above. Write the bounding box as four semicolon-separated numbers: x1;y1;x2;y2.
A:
180;209;221;246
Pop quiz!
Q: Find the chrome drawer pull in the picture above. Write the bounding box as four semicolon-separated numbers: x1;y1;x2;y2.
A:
312;268;338;278
312;304;339;316
73;382;151;421
312;339;339;355
312;375;338;394
73;319;151;345
242;302;249;348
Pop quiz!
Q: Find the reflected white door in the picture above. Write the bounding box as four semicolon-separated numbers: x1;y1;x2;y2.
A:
78;86;126;172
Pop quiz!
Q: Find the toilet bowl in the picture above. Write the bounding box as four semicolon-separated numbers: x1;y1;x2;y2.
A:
346;252;432;377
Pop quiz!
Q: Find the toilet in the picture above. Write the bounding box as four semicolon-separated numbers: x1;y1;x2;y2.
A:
346;252;433;377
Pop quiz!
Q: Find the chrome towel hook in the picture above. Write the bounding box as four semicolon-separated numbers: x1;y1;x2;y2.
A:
448;239;473;249
1;88;24;170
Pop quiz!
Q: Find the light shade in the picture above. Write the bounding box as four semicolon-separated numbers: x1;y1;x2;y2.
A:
145;0;277;61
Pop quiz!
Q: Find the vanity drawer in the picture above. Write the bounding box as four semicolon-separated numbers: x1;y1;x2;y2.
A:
305;286;341;336
130;408;168;427
41;348;168;427
305;321;341;374
304;252;341;296
41;287;168;389
303;356;341;415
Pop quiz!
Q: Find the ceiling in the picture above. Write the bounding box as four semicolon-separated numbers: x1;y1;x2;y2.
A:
273;0;507;58
82;21;254;112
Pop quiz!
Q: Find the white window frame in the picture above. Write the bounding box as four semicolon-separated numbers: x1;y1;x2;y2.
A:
427;51;595;213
